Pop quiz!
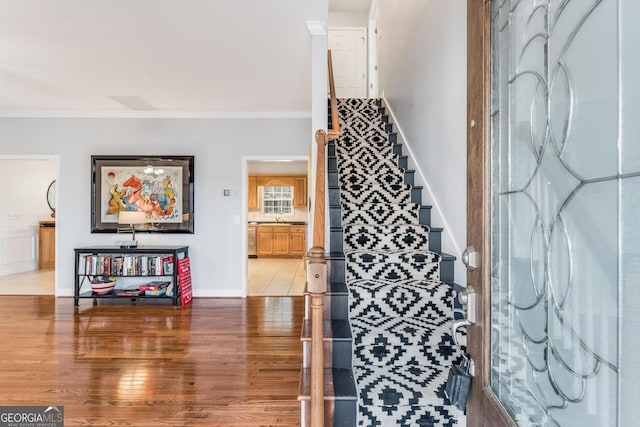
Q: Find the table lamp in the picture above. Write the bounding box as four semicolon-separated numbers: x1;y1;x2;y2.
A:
117;210;148;248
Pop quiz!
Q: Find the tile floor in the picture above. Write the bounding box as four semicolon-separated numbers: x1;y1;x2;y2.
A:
247;258;306;296
0;269;54;295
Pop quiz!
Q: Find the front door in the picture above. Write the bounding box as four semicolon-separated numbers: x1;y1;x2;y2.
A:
467;0;640;426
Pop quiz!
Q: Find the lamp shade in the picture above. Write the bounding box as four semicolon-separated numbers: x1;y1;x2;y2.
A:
117;210;148;225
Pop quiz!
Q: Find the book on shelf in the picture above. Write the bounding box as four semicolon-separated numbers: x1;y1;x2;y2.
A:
117;289;145;297
78;254;174;277
162;255;174;275
139;281;171;291
144;288;167;297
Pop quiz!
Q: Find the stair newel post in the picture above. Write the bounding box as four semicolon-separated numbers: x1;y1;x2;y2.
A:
307;246;327;427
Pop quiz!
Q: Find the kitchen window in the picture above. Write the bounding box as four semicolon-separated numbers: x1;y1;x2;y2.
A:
262;186;293;214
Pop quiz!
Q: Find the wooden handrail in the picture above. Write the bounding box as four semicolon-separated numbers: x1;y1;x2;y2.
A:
327;50;340;139
308;129;328;427
307;49;340;427
312;130;328;248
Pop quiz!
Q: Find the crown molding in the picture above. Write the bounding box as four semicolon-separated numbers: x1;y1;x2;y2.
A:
0;110;312;119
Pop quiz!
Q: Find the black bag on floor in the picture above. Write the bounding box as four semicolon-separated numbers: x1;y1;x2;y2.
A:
445;357;472;411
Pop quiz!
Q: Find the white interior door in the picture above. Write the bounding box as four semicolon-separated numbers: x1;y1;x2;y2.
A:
328;28;367;98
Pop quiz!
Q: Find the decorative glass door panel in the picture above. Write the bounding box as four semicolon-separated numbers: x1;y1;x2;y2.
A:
489;1;640;426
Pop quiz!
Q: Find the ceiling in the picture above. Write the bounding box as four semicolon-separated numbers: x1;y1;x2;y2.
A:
0;0;327;116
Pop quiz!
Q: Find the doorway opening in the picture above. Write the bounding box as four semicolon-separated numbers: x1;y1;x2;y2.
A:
0;156;59;295
242;156;309;297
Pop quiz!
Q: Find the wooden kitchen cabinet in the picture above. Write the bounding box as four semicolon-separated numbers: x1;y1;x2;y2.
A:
257;226;275;256
289;226;306;256
38;221;56;269
248;175;307;210
248;176;258;209
293;176;307;208
257;224;306;258
273;228;290;256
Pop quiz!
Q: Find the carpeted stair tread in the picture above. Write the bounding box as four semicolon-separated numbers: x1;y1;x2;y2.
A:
337;154;402;167
346;250;441;282
339;170;406;187
349;316;462;348
340;184;413;205
335;137;394;152
353;364;458;409
337;157;402;173
336;143;394;158
358;403;463;427
341;202;422;226
343;224;431;253
347;278;455;320
353;341;465;369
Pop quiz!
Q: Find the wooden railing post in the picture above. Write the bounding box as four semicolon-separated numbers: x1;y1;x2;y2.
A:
307;246;327;427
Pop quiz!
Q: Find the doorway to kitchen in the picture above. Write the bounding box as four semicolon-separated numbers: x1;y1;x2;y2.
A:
242;156;309;297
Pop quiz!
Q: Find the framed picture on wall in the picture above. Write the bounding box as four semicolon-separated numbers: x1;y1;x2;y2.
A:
91;155;194;233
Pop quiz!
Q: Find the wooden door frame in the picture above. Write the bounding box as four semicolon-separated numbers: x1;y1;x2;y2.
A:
466;0;515;425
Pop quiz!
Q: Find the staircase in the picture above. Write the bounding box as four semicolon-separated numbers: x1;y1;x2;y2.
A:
300;98;466;426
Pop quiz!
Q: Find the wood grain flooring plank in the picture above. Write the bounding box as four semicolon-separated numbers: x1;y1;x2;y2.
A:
0;296;304;426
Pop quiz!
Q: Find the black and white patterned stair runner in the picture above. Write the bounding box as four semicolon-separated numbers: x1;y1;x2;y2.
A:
335;99;466;426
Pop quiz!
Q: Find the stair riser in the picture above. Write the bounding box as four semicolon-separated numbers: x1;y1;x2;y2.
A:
440;258;454;284
302;341;352;370
303;291;348;321
331;292;349;320
300;400;356;427
330;258;345;283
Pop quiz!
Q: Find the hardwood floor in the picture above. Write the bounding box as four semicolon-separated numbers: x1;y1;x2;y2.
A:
0;296;304;426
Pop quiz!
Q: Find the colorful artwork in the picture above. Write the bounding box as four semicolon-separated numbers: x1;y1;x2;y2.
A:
100;166;183;224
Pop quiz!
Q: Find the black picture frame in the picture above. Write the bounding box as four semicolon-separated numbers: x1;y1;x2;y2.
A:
91;155;194;233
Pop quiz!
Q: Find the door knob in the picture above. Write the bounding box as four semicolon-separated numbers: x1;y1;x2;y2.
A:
461;245;479;270
458;286;476;324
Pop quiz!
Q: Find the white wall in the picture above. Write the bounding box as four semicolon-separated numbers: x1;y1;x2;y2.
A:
329;11;369;27
378;0;467;285
0;117;310;296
